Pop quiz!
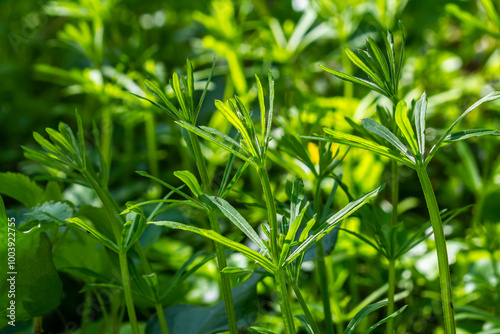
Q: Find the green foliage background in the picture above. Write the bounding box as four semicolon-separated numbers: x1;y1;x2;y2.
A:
0;0;499;333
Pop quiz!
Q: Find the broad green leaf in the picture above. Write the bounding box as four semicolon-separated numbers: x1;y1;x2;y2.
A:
361;117;415;163
66;217;119;253
426;91;500;164
285;185;383;266
414;92;427;159
148;221;275;273
24;201;74;224
320;65;385;95
174;171;203;197
361;305;408;334
395;101;419;158
0;172;44;208
343;300;389;334
444;129;500;143
0;196;63;329
200;195;270;257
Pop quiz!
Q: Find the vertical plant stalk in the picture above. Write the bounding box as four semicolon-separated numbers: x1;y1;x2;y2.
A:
155;303;170;334
258;166;296;334
313;179;334;334
188;132;238;334
387;159;399;334
416;167;456;334
81;169;141;334
34;316;43;334
292;284;321;334
119;251;140;334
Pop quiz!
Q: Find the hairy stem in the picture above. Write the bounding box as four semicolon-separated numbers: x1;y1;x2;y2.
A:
119;251;140;334
155;303;170;334
188;132;238;334
416;167;456;334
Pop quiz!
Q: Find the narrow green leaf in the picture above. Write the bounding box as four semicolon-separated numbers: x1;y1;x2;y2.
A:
396;21;406;90
265;68;275;153
361;305;408;334
426;91;500;164
215;100;258;158
343;299;389;334
414;92;427;159
320;65;385;95
186;59;195;117
256;74;266;146
171;72;189;120
366;37;391;87
220;161;250;198
305;130;415;167
395;100;419;158
176;121;256;166
200;195;270;256
285;185;383;266
361;117;415;163
279;204;309;265
444;129;500;143
195;56;216;122
174;170;203;197
345;48;385;89
135;171;199;203
221;267;272;277
148;221;275;273
144;80;180;119
66;217;119;253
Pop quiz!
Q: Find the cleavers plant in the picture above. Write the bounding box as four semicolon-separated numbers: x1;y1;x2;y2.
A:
310;22;500;333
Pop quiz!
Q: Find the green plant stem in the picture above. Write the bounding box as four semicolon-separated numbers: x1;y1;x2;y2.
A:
118;251;140;334
257;166;279;262
34;316;42;334
416;167;456;334
258;166;295;333
155;303;170;334
292;285;321;334
188;132;238;334
313;179;334;334
276;269;296;334
316;241;333;333
387;159;399;334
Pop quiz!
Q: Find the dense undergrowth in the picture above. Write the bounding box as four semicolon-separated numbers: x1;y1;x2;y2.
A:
1;0;500;333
